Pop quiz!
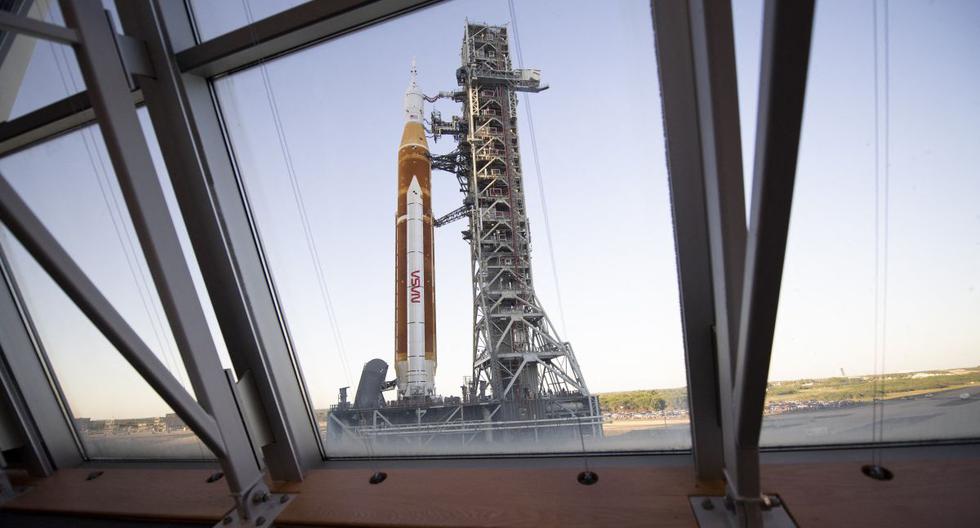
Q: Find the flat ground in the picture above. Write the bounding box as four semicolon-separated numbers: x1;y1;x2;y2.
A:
760;387;980;445
603;417;689;437
78;388;979;458
607;388;980;447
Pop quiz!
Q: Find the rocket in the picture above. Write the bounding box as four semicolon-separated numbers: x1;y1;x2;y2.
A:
395;61;437;399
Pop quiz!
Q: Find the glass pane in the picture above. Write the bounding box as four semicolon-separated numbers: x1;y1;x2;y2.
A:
213;0;689;456
0;109;229;459
758;0;980;446
187;0;307;43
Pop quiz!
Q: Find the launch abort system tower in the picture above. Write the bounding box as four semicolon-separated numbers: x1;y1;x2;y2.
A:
430;22;593;419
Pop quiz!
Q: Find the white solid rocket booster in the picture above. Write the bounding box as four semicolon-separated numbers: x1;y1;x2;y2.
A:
405;176;426;393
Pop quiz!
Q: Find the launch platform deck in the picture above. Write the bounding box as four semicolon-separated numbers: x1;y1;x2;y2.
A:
327;394;603;456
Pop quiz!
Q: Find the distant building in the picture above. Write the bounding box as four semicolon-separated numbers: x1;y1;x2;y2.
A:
87;420;109;433
74;417;91;433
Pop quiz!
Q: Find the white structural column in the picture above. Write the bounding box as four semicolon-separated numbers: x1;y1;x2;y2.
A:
687;0;749;502
650;0;725;480
730;0;814;521
115;0;323;480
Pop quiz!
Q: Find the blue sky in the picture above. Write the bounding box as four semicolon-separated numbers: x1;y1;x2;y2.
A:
0;0;977;422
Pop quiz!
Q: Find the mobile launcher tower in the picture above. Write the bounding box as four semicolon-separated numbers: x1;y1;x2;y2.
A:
328;23;602;452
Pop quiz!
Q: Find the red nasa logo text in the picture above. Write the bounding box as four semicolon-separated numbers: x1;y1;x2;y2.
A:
410;270;422;303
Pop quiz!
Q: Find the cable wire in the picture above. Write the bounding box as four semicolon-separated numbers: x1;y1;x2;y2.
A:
507;0;595;474
40;0;192;391
871;0;891;468
237;0;377;461
238;0;355;390
507;0;570;339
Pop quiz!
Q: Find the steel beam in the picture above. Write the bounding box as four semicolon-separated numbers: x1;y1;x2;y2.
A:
650;0;725;481
0;174;226;458
0;9;78;45
58;0;266;515
730;0;814;507
685;1;748;514
115;0;323;479
688;0;747;392
0;90;144;158
176;0;442;77
0;0;41;121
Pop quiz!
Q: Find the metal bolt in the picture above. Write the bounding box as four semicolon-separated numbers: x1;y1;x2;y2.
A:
252;491;270;504
768;495;782;508
222;516;232;525
256;516;266;526
701;498;715;510
279;494;289;504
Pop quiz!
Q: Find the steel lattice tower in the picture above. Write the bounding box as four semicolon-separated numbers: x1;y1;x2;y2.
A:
431;23;590;407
